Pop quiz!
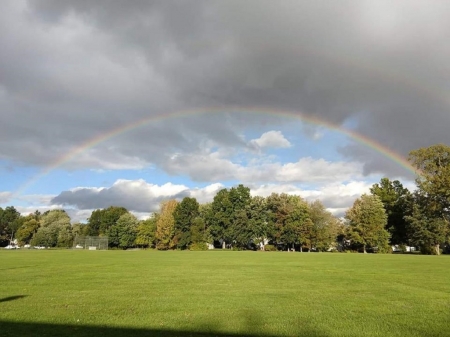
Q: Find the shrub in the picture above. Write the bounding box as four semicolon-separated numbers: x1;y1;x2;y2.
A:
264;244;277;251
399;244;407;253
189;243;208;251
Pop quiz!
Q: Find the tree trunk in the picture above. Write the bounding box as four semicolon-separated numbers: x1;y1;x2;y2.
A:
363;245;367;254
435;243;440;255
300;246;302;253
222;241;226;249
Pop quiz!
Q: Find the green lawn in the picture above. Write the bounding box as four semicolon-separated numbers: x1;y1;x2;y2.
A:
1;250;449;337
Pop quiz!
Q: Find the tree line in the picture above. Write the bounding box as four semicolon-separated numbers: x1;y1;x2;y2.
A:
1;144;449;254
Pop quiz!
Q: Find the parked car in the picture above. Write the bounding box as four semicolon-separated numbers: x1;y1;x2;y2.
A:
5;244;19;249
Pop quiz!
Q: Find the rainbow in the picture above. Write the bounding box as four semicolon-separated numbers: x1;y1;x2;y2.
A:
12;107;419;198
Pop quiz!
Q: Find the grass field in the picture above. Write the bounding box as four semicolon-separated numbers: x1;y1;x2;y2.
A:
1;250;449;337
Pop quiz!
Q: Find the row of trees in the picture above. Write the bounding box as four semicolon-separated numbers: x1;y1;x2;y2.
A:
1;144;449;254
344;144;450;255
81;188;342;251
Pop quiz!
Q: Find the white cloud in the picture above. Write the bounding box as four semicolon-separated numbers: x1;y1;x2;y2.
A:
164;151;363;184
49;177;371;219
0;191;12;204
51;179;225;212
249;181;371;217
250;130;291;149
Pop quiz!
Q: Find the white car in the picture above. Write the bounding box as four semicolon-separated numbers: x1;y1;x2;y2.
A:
34;246;46;249
5;244;19;249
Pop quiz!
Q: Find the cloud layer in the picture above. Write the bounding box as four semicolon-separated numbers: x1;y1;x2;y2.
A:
0;0;448;179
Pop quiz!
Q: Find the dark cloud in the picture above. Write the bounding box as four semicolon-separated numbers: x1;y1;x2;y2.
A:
51;180;224;212
0;0;449;176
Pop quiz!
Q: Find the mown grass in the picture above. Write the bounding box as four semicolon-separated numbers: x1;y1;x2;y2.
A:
1;250;449;337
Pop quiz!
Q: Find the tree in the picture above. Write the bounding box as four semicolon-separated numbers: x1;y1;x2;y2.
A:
405;194;448;255
86;206;128;236
246;196;270;250
208;189;233;248
370;178;411;245
112;213;139;249
72;223;88;238
409;144;450;215
285;197;310;251
266;193;310;251
407;144;450;254
173;197;200;249
0;206;21;246
345;194;389;253
135;216;158;248
31;210;72;247
228;185;253;248
155;200;178;250
308;200;340;251
16;217;40;245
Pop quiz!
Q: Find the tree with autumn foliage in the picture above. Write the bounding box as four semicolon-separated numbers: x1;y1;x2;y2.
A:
155;199;178;250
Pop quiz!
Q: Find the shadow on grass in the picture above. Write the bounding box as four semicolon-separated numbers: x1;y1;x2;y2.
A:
0;295;28;303
0;320;328;337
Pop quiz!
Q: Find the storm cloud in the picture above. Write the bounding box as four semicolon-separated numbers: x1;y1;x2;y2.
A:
1;0;449;177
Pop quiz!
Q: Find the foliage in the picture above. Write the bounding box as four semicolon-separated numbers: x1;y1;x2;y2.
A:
208;188;234;247
407;144;450;255
266;193;310;250
173;197;200;249
345;194;390;253
155;199;178;250
86;206;129;236
31;210;72;247
190;216;206;245
370;178;411;244
263;244;277;251
135;216;157;248
309;200;342;251
16;218;40;245
405;196;448;255
189;242;208;251
0;206;21;245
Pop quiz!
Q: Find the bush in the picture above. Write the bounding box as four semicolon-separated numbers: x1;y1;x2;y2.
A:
399;244;407;253
264;244;277;251
420;245;442;255
189;242;208;251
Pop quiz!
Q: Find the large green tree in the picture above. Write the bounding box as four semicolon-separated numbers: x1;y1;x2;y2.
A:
0;206;21;246
86;206;128;236
173;197;200;249
370;178;411;245
407;144;450;254
308;200;341;251
16;217;40;245
31;210;72;247
266;193;310;251
208;189;234;248
345;194;389;253
409;144;450;215
405;193;448;255
246;196;270;250
135;215;158;248
107;213;139;249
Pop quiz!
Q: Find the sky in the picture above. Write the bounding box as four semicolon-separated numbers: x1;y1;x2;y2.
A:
1;0;449;223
